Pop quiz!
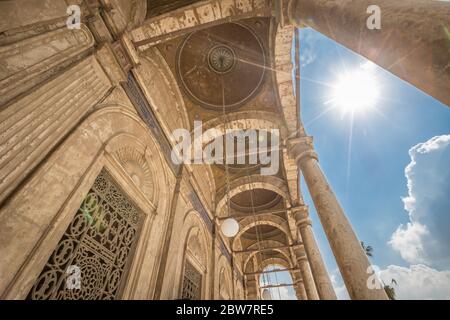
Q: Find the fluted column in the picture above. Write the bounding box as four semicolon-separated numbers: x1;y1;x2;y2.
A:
294;247;319;300
288;136;387;300
287;0;450;106
293;206;337;300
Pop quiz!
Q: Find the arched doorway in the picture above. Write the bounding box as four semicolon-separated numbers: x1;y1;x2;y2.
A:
259;265;297;300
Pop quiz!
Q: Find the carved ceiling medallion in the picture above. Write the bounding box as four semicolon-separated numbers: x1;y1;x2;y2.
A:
208;45;236;74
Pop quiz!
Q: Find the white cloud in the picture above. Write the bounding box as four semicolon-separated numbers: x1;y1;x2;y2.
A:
264;286;296;300
389;135;450;269
389;222;428;264
324;136;450;300
277;286;297;300
379;264;450;300
299;28;318;67
330;269;350;300
329;264;450;300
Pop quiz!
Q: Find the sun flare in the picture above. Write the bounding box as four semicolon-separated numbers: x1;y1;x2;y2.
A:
330;63;379;114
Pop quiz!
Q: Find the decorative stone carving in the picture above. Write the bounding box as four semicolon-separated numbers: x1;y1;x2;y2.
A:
208;45;236;74
187;233;206;267
0;24;95;106
273;24;298;136
122;71;180;173
176;22;266;111
111;40;133;73
291;205;311;227
287;135;318;166
0;0;68;34
114;146;154;199
0;56;111;204
27;169;143;300
181;260;202;300
131;0;272;50
95;44;127;84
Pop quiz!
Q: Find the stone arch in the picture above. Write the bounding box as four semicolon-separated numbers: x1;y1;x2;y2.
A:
272;23;297;137
193;110;286;147
190;164;216;212
241;240;291;268
181;210;211;270
173;210;211;299
134;48;190;140
233;215;291;251
216;175;290;217
0;104;172;298
261;257;293;271
243;248;294;274
258;258;296;299
215;254;233;300
106;133;162;207
130;0;272;49
246;239;287;251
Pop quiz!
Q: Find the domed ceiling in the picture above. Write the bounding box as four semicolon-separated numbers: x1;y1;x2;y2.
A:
241;225;285;242
231;189;282;212
176;22;266;111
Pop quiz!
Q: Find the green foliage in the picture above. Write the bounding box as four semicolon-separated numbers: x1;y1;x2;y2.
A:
361;241;374;257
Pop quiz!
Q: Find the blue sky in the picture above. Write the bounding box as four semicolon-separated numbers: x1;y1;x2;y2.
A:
263;27;450;300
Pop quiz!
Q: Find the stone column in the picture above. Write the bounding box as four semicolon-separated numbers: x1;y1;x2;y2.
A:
294;280;308;301
292;271;308;300
294;247;319;300
288;136;387;300
246;277;259;300
293;206;337;300
287;0;450;106
209;227;216;299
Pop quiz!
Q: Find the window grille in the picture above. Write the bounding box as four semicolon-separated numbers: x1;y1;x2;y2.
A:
27;169;142;300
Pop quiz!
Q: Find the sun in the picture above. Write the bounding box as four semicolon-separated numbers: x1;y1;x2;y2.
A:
330;63;379;114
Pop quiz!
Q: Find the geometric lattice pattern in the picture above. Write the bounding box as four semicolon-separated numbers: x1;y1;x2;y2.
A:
181;260;202;300
27;169;142;300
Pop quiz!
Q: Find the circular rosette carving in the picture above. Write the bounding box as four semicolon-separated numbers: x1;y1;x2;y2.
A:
29;271;59;300
114;146;154;202
64;257;104;300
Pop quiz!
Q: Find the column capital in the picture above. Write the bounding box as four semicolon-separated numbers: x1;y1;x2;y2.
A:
287;136;318;166
292;205;313;228
292;274;304;285
293;246;306;260
291;205;312;226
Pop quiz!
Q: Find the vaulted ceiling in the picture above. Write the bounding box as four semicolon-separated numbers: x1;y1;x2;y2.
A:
148;15;296;274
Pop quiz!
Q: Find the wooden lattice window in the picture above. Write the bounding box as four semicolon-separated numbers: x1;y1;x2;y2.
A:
27;169;142;300
181;260;202;300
